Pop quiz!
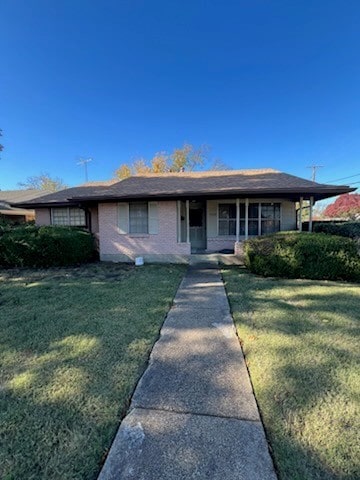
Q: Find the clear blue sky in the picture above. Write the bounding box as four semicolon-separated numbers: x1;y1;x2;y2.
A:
1;0;360;190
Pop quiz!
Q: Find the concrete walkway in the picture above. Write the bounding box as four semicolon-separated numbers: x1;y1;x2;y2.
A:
98;266;277;480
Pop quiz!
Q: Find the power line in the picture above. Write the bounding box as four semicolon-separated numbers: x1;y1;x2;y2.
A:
324;173;360;184
307;165;324;182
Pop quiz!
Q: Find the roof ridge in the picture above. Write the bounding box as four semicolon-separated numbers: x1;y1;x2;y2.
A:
79;179;119;186
133;168;280;178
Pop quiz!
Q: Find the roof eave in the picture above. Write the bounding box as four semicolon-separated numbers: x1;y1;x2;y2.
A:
13;186;355;207
70;186;356;203
10;201;82;209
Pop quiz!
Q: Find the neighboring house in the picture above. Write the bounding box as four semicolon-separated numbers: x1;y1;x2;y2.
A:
13;170;355;262
0;189;51;223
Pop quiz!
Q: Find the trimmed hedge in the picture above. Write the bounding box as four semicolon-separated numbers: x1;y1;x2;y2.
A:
313;221;360;239
0;225;95;267
244;232;360;282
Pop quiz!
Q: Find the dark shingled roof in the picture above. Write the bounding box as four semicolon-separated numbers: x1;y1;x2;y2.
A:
12;170;355;207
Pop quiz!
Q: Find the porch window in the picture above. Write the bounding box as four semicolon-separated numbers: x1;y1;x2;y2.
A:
216;202;281;237
239;203;246;235
51;207;86;226
261;203;280;234
129;202;148;234
218;204;236;235
248;203;259;235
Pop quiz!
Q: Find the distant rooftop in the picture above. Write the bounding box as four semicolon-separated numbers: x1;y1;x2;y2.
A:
0;189;51;203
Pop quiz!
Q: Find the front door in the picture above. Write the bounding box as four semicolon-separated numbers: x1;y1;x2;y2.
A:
189;201;206;253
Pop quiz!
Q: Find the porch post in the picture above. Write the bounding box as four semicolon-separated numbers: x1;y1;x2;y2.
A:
245;198;249;240
236;198;240;242
177;200;181;242
299;196;303;231
309;196;314;233
186;200;190;243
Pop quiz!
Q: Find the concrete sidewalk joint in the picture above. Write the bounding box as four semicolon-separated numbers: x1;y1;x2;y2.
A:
98;265;277;480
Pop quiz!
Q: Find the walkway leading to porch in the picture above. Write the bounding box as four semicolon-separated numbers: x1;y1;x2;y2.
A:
189;252;243;265
98;265;277;480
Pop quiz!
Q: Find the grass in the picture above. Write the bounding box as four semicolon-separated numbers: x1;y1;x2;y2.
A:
0;262;186;480
222;267;360;480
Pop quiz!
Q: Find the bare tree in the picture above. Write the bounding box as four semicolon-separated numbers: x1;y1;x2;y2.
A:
115;143;211;179
209;158;233;171
18;173;67;192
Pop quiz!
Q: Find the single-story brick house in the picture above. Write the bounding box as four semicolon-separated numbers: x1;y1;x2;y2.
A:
13;169;354;262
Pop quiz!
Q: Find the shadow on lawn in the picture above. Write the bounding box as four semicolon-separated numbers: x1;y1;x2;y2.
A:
1;265;358;480
1;266;259;479
222;267;360;480
0;265;183;480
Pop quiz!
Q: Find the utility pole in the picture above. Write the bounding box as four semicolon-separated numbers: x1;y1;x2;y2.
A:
77;157;92;182
307;165;324;182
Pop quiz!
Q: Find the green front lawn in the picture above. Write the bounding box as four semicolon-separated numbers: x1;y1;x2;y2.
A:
0;263;185;480
222;267;360;480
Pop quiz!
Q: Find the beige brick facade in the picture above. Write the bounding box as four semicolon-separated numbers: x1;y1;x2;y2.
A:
35;198;297;262
98;201;191;261
206;237;238;253
35;208;51;225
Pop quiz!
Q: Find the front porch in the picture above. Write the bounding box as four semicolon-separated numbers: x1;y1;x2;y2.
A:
177;196;306;254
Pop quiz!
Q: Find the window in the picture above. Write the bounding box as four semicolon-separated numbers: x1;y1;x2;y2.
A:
118;202;158;235
218;203;246;236
217;202;281;237
218;203;236;235
51;207;86;226
248;203;259;235
189;208;203;227
261;203;280;234
239;203;246;235
51;208;68;226
129;202;148;234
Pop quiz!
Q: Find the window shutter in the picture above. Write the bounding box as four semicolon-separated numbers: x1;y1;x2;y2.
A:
148;202;159;234
118;203;129;234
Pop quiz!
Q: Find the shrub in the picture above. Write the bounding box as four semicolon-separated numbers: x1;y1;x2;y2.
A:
244;232;360;282
313;221;360;239
0;218;35;234
0;225;95;268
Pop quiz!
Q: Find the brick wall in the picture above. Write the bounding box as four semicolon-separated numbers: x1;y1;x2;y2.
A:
206;237;236;252
234;241;244;257
98;201;191;258
35;208;51;225
89;206;99;233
